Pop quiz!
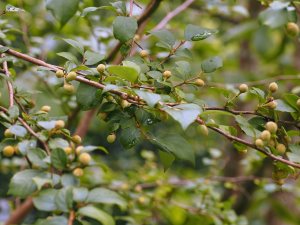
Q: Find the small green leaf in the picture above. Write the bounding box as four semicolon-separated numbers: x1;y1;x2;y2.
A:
107;65;139;82
0;46;9;53
33;189;58;211
275;99;297;112
135;90;161;107
185;24;217;41
201;56;223;73
27;148;48;169
49;138;69;149
51;148;67;170
84;50;105;66
57;52;78;64
78;205;115;225
235;115;260;138
76;83;103;110
63;39;84;55
34;216;68;225
120;127;141;149
55;187;73;212
38;121;56;130
149;29;176;48
8;105;19;120
113;16;138;43
9;125;27;137
73;187;89;202
159;150;175;171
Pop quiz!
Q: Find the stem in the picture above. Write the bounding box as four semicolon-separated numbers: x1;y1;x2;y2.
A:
2;54;14;107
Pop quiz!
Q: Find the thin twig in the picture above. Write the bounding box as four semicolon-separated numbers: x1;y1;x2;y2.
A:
130;0;134;16
159;40;186;65
68;210;75;225
2;53;14;107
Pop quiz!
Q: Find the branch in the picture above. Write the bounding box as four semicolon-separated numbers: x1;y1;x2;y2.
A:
68;210;75;225
2;54;14;107
130;0;134;16
4;197;33;225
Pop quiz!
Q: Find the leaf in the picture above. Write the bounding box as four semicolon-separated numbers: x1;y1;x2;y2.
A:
107;65;139;83
18;140;37;155
51;148;67;170
34;216;68;225
0;46;9;53
201;56;223;73
8;169;41;198
84;50;105;66
87;188;127;209
235;115;260;138
27;148;48;168
57;52;78;64
159;150;175;171
49;138;69;149
162;103;202;130
8;105;19;120
275;99;297;112
259;5;288;28
113;16;138;43
185;24;217;41
33;189;58;211
81;6;117;17
55;187;73;212
73;187;89;202
6;4;25;12
9;124;27;137
150;133;195;165
175;61;192;80
149;29;176;48
120;127;141;149
78;205;115;225
76;83;103;110
63;39;84;55
46;0;80;27
38;121;56;130
135;90;161;107
287;145;300;163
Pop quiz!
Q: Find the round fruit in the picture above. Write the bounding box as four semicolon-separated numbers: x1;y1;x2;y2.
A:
265;121;278;133
72;135;82;144
56;69;65;78
238;84;248;93
73;168;84;177
268;82;278;93
75;146;84;155
274;179;285;186
286;22;299;37
139;50;149;58
260;130;271;141
79;152;91;165
98;112;107;120
297;99;300;107
276;143;286;154
3;145;15;157
64;147;72;155
4;129;13;138
55;120;65;129
41;105;51;112
239;149;248;154
198;125;209;136
63;83;75;93
255;139;264;148
163;70;172;79
121;100;131;108
266;101;277;109
97;64;106;73
195;79;205;87
107;133;116;143
66;71;77;82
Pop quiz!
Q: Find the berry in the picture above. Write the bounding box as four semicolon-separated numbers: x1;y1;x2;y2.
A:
239;149;248;154
55;120;65;129
63;83;75;93
276;143;286;154
286;22;299;37
255;139;264;148
139;50;149;58
195;79;205;87
265;101;277;109
3;145;15;157
265;121;278;133
64;147;72;155
133;34;140;42
260;130;271;141
79;152;91;165
121;100;131;108
107;133;116;143
4;129;13;138
268;82;278;93
97;64;106;73
297;99;300;107
163;70;172;79
40;105;51;113
72;135;82;144
73;168;84;177
66;71;77;82
75;146;84;155
198;125;209;136
56;69;65;78
98;112;107;120
238;84;248;93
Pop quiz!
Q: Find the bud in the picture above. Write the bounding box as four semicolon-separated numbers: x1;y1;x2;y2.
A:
276;143;286;154
55;120;65;129
198;125;209;136
121;100;131;108
238;84;248;93
286;22;300;37
79;152;91;165
4;129;13;138
107;133;116;143
268;82;278;93
139;50;149;58
40;105;51;113
265;101;277;109
195;79;205;87
56;69;65;78
163;70;172;79
265;121;278;133
64;147;72;155
75;146;84;155
97;64;106;73
255;138;264;148
73;168;84;177
63;83;75;93
260;130;271;141
3;146;15;157
72;135;82;144
297;99;300;107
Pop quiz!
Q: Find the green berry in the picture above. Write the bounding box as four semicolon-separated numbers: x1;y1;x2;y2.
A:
107;133;116;143
56;69;65;78
66;71;77;82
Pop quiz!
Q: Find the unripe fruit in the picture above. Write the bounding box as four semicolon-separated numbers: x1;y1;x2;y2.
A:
79;152;91;165
3;145;15;157
195;79;205;87
121;100;131;108
55;120;65;129
297;99;300;107
239;84;248;93
138;196;146;204
198;125;209;136
274;179;285;186
139;50;149;58
268;82;278;93
260;130;271;141
40;105;51;113
255;138;264;148
133;34;140;42
56;69;65;78
276;143;286;154
98;112;107;120
4;129;13;138
286;22;299;37
239;149;248;154
107;133;116;143
284;135;292;143
73;168;84;177
75;146;84;155
163;70;172;79
72;135;82;144
64;147;72;155
265;121;278;133
63;83;75;93
66;71;77;82
97;64;106;73
265;101;277;109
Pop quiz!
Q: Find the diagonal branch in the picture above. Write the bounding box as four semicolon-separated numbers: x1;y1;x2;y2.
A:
2;54;14;107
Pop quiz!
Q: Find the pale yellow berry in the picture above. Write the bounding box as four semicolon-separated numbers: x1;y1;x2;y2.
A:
239;84;248;93
265;121;278;133
56;69;65;78
286;22;299;37
121;100;131;108
4;129;13;138
98;112;107;120
297;99;300;107
73;168;84;177
266;101;277;109
40;105;51;113
268;82;278;93
97;64;106;73
71;135;82;144
255;139;264;148
63;83;75;93
195;79;205;87
163;70;172;79
198;125;209;136
66;71;77;82
276;144;286;154
75;146;84;155
107;133;116;143
260;130;271;141
64;147;72;155
78;152;91;165
3;146;15;157
55;120;65;129
139;50;149;58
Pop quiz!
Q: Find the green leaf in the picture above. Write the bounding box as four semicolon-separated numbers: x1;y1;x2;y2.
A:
76;83;103;110
73;187;89;202
113;16;138;43
185;24;217;41
159;150;175;171
235;115;260;138
162;103;202;130
120;127;141;149
51;148;67;170
34;216;68;225
55;187;73;212
78;205;115;225
81;6;117;17
46;0;80;27
0;46;9;53
8;169;41;198
9;124;27;137
135;90;161;107
175;61;192;80
57;52;78;64
287;145;300;163
8;105;19;119
201;56;223;73
27;148;48;169
38;121;56;130
275;99;297;112
49;138;69;149
150;133;195;165
259;3;289;28
84;50;105;66
149;29;176;48
107;65;139;82
18;140;37;155
63;39;84;55
87;188;127;209
33;189;58;211
6;4;25;12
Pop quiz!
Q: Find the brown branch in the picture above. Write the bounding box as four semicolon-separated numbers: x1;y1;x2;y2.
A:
130;0;134;16
159;40;186;65
4;197;33;225
2;54;14;107
68;210;76;225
